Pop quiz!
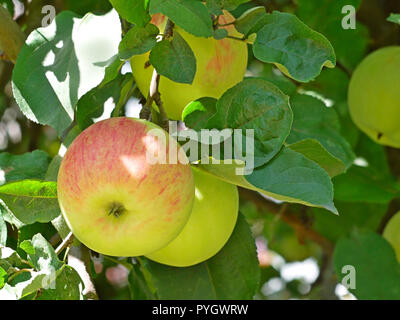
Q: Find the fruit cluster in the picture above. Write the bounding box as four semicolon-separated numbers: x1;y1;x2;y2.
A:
57;117;238;267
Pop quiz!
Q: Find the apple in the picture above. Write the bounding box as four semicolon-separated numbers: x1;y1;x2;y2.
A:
383;211;400;261
348;46;400;148
145;167;239;267
57;117;195;257
130;11;248;120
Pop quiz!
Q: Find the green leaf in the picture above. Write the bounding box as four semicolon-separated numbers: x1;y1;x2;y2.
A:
27;234;62;272
64;0;112;16
76;73;133;130
252;11;336;82
302;67;349;103
4;270;50;299
19;240;35;255
0;180;59;225
98;55;125;86
247;148;336;213
128;263;157;300
18;223;57;250
0;212;6;247
296;0;368;71
0;246;27;267
109;0;151;26
206;0;250;12
388;13;400;25
247;65;297;96
36;266;83;300
45;156;63;182
235;6;268;37
0;151;51;185
312;202;388;242
332;133;400;204
287;94;355;169
12;10;122;135
197;147;337;214
288;139;346;177
0;202;23;229
150;0;213;37
182;97;217;130
145;214;260;299
150;31;196;84
206;78;293;168
118;23;159;59
334;230;400;299
333;166;399;204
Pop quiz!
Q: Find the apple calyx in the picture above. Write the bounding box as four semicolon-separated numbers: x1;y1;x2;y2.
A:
108;202;126;218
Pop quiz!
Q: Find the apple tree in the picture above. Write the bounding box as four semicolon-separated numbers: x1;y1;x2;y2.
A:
0;0;400;300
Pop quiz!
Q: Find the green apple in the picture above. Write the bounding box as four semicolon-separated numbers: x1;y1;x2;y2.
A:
130;11;248;120
146;167;239;267
348;46;400;148
383;211;400;261
57;117;195;257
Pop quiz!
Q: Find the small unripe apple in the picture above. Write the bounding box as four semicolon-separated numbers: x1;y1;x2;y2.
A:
57;117;195;257
383;211;400;261
146;167;239;267
130;11;248;120
348;46;400;148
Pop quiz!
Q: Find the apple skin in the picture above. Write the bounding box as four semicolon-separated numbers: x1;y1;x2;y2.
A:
145;167;239;267
57;117;195;257
348;46;400;148
130;11;248;120
383;211;400;261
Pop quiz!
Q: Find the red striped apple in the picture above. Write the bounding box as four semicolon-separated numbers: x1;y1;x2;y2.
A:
146;167;239;266
57;117;195;257
130;11;248;120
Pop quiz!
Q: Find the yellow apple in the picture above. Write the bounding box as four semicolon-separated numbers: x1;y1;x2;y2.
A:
146;167;239;267
383;211;400;261
130;11;248;120
348;46;400;148
57;117;195;257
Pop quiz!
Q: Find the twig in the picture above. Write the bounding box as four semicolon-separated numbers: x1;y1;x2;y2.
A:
55;231;74;255
239;188;334;254
335;61;352;78
7;268;31;283
226;35;247;42
0;6;25;64
68;245;99;300
139;20;174;131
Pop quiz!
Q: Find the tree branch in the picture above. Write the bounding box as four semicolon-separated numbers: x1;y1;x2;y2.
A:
55;232;75;255
139;20;174;131
239;188;334;254
0;6;25;64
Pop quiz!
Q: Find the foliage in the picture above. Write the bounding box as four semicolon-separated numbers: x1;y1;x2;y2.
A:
0;0;400;300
